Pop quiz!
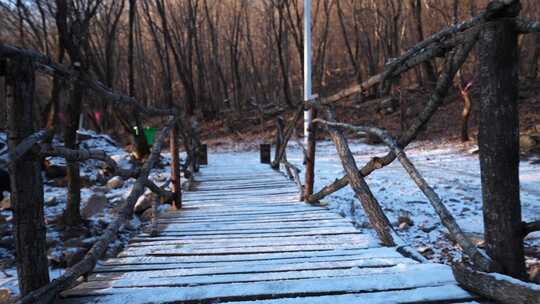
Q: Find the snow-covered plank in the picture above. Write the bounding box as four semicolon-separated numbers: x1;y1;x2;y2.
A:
73;263;434;291
162;207;327;218
218;285;475;304
119;241;378;257
92;257;415;279
99;247;405;267
157;215;346;226
60;264;460;302
155;221;354;233
133;227;359;240
126;234;372;248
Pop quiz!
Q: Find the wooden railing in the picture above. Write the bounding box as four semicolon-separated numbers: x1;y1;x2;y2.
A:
261;4;540;303
1;44;204;304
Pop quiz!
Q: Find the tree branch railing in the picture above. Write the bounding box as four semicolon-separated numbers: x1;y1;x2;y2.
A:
314;119;493;272
263;104;306;200
1;44;205;303
16;118;179;304
305;29;479;204
0;43;178;118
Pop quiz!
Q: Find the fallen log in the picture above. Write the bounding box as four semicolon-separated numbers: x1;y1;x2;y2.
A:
453;264;540;304
16;117;177;304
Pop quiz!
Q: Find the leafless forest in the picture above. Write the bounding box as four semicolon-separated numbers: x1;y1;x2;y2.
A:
1;1;540;134
2;1;540;303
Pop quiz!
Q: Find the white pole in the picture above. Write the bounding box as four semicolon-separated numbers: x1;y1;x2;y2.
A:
304;0;312;147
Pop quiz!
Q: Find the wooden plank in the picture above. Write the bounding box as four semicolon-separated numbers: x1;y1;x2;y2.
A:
72;263;433;291
119;242;378;257
125;234;374;249
99;247;405;267
92;257;415;278
161;208;329;219
155;222;354;233
117;243;377;258
60;264;460;302
157;215;347;225
133;227;360;240
218;285;476;304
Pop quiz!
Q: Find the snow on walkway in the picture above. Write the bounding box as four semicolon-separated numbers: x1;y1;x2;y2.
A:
59;154;476;304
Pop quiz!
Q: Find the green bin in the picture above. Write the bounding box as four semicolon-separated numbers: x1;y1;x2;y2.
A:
143;127;157;145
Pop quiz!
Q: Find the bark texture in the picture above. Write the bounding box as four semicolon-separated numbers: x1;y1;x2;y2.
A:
453;264;540;304
6;56;50;295
478;15;526;278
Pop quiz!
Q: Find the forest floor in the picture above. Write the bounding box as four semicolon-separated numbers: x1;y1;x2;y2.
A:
0;131;176;299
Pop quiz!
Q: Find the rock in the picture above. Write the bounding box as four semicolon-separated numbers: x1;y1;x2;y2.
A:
417;246;433;255
397;210;414;227
420;224;437;233
65;247;87;267
0;195;10;211
81;193;108;219
378;97;398;115
535;124;540;134
520;134;537;152
50;177;68;188
44;163;67;179
106;176;124;189
463;232;485;248
398;222;411;231
529;264;540;283
467;146;479;155
93;186;110;194
0;288;11;303
45;196;58;207
154;174;167;182
134;193;157;214
140;207;155;222
365;133;383;145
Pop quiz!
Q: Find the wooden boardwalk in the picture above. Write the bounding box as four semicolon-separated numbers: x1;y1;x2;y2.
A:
60;155;477;304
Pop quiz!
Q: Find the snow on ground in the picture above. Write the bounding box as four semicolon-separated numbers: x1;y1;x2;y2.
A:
0;130;175;298
209;139;540;268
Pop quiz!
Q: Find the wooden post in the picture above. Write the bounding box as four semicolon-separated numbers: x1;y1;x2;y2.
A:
304;108;317;199
324;109;395;246
0;59;5;130
303;0;316;200
170;124;181;209
260;144;271;164
274;117;284;164
478;4;526;279
5;56;50;295
198;144;208;165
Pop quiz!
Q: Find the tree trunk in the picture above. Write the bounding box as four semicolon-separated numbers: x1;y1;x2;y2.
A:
5;56;50;296
410;0;437;84
62;68;83;226
128;0;150;159
478;15;525;278
528;33;540;79
170;125;181;209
